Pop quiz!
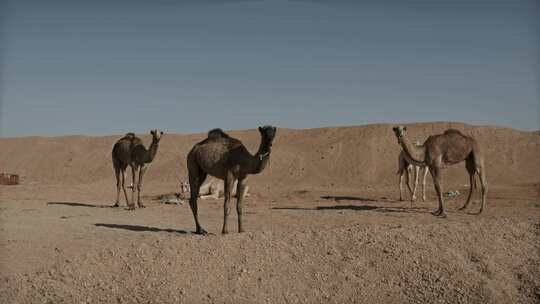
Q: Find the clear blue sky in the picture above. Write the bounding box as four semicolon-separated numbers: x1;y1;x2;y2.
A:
1;0;538;137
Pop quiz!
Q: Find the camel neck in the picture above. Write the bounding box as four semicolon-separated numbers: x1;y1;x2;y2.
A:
248;137;271;174
400;136;425;165
144;140;159;163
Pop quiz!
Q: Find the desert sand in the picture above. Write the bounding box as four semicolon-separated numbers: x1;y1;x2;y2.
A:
0;122;539;303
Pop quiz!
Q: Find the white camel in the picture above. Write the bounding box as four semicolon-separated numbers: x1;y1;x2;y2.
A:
398;142;428;205
180;176;249;200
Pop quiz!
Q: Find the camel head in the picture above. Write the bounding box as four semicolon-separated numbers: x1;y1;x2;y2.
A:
392;126;407;144
150;129;164;143
180;181;190;194
258;125;277;148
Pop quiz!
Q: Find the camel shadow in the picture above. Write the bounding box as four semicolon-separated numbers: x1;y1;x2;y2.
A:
320;196;378;202
48;201;113;208
94;223;187;234
273;204;428;214
317;205;379;211
272;205;379;212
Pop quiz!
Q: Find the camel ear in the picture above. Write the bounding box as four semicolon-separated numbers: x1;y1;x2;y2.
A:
150;130;155;135
160;131;164;135
258;126;263;132
392;127;397;132
403;126;407;131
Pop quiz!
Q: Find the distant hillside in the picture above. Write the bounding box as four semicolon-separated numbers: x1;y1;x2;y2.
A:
1;122;539;192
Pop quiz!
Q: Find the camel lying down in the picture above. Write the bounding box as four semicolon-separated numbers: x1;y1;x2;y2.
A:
180;176;250;200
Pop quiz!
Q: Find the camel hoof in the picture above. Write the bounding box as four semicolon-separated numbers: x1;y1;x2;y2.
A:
432;210;446;218
112;203;119;208
127;206;136;211
138;204;146;208
195;228;208;235
222;230;229;235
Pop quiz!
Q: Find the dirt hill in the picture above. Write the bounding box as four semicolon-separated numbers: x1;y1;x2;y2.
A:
1;122;539;192
1;122;539;304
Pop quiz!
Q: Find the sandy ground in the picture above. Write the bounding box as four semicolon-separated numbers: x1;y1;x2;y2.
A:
1;122;539;303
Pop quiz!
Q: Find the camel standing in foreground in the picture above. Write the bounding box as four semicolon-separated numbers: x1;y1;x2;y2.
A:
186;126;276;234
112;130;163;209
398;149;428;205
392;126;487;217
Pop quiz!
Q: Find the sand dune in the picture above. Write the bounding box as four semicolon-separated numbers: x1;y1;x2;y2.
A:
1;122;539;303
1;122;539;190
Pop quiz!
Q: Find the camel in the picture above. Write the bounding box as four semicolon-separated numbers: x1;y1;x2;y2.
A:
186;126;276;234
112;130;163;210
180;176;250;200
392;126;487;217
398;149;428;205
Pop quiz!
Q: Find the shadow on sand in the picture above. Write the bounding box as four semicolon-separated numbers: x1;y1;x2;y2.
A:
48;201;113;208
273;205;378;211
273;204;428;214
320;195;378;202
94;223;188;234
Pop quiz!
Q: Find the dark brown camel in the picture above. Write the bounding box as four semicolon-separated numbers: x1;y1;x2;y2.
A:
392;126;487;217
186;126;277;234
112;130;163;210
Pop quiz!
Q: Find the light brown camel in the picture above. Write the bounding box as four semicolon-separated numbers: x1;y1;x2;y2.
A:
112;130;163;210
392;126;487;217
398;149;428;205
179;176;250;200
186;126;276;234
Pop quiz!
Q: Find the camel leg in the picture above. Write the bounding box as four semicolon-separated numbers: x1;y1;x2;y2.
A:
459;173;475;211
421;166;428;202
129;165;138;210
460;159;476;211
188;163;207;235
398;155;406;202
399;171;405;201
121;168;130;206
430;166;446;217
411;165;420;202
113;164;121;207
477;168;488;214
137;165;147;208
221;174;234;234
236;177;248;233
405;166;415;206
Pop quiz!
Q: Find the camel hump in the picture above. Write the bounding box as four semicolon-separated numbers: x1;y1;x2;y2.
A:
120;132;138;141
207;128;230;139
444;129;466;137
119;132;142;145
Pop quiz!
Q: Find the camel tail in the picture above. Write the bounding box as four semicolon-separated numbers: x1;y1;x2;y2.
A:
207;128;230;139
